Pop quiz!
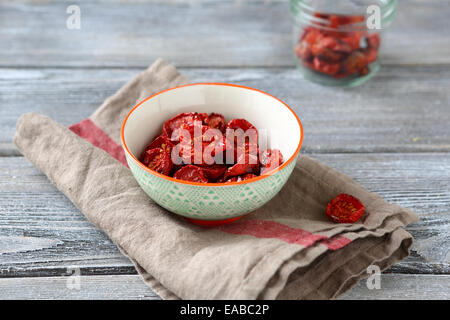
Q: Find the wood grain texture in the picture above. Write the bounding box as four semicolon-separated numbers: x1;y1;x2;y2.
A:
1;154;448;277
2;65;450;155
0;274;448;300
0;0;449;68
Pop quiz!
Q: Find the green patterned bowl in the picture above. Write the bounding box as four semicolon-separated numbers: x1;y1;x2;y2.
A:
121;83;303;225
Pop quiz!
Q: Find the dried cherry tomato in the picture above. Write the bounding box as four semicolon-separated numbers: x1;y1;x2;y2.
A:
294;41;313;62
367;33;381;49
312;44;346;63
225;138;259;167
326;193;364;223
312;37;352;55
173;165;208;183
142;148;173;176
313;57;341;76
260;149;283;175
206;113;227;133
225;119;258;162
328;15;340;29
177;121;210;141
341;51;367;76
203;135;227;164
177;124;226;166
178;142;208;166
197;112;209;124
226;161;258;178
226;119;258;135
201;164;227;181
224;152;259;178
260;149;283;168
143;135;173;153
163;112;204;141
341;32;362;51
363;47;378;64
302;28;323;45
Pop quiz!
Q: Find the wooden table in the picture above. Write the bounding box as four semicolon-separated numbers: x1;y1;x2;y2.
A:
0;0;449;300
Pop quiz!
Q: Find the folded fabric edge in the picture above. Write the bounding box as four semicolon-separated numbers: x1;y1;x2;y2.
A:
331;229;414;299
307;228;412;299
275;227;414;299
248;212;416;299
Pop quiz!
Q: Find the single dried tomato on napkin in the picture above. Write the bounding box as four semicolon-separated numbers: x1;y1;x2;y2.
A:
326;193;365;223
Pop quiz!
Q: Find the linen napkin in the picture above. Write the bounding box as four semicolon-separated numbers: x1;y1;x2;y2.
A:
13;59;419;299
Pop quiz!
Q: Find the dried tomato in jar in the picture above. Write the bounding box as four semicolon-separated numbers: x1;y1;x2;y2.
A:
291;0;397;86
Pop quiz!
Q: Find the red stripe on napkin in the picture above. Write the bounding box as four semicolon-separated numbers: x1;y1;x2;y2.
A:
218;220;330;248
69;118;352;251
69;118;128;167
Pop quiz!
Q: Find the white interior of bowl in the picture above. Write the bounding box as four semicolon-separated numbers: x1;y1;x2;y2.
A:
123;84;302;162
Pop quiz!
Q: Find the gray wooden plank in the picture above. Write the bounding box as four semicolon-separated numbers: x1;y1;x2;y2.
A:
0;275;159;300
0;0;449;68
0;153;448;277
1;66;450;155
0;274;448;300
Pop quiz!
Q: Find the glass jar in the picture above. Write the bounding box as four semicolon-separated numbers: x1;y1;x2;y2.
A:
290;0;397;87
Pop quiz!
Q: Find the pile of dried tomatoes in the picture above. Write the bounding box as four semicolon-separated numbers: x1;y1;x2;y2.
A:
140;112;284;183
294;13;380;78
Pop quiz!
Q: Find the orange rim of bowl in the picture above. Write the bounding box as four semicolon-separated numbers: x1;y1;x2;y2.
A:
121;83;304;187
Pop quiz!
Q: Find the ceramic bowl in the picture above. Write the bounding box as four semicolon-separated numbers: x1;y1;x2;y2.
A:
121;83;303;225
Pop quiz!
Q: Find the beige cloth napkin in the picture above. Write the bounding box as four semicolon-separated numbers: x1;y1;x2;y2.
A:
13;59;418;299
